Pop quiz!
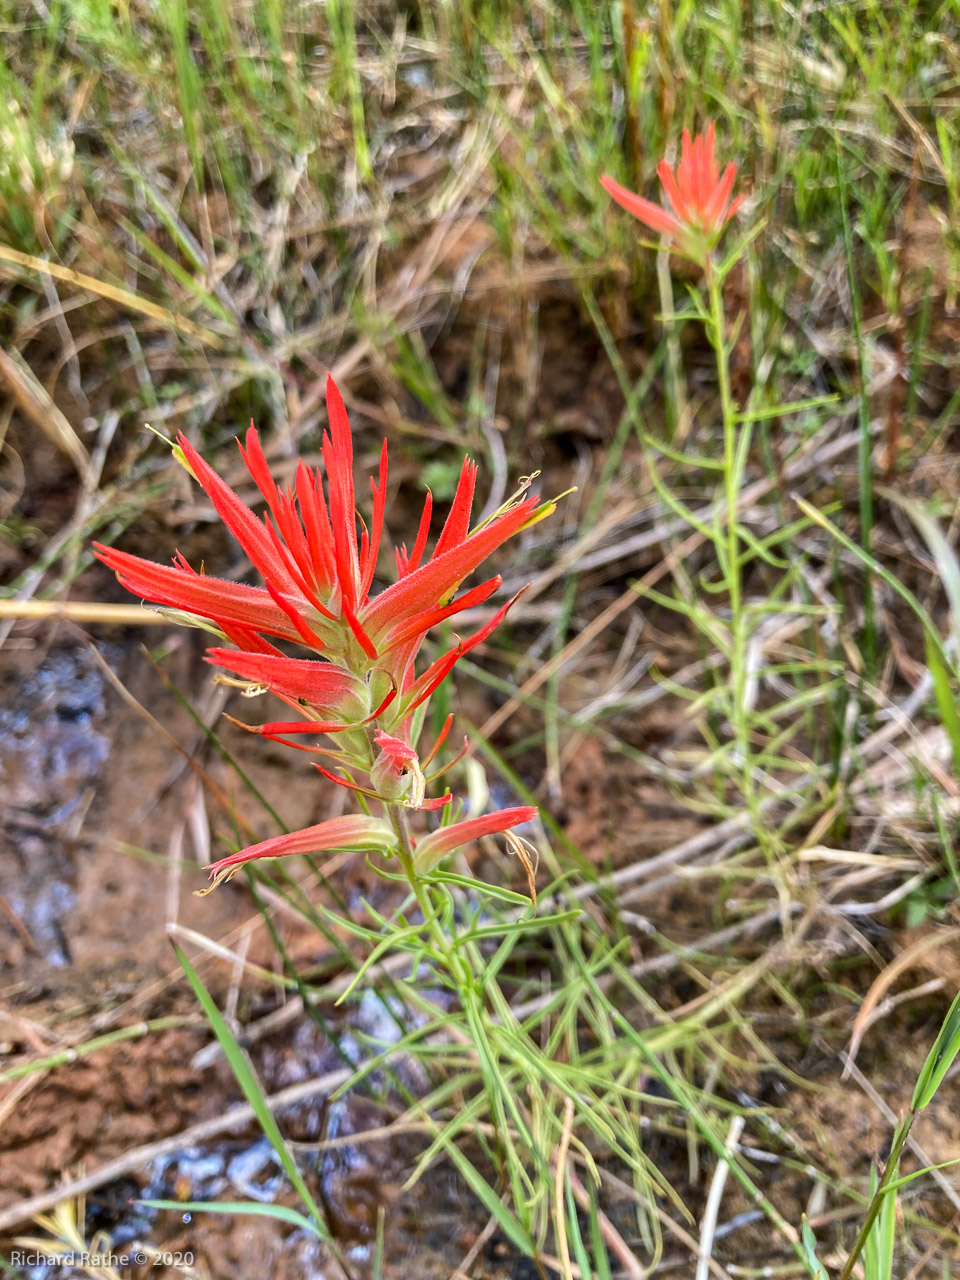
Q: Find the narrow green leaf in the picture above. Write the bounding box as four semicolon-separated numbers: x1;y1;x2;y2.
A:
119;216;239;328
912;987;960;1110
587;1179;612;1280
566;1173;592;1280
734;393;839;423
172;944;333;1245
880;1155;960;1193
883;487;960;658
800;1218;829;1280
925;634;960;781
452;910;581;946
442;1142;535;1255
423;869;533;905
140;1199;324;1239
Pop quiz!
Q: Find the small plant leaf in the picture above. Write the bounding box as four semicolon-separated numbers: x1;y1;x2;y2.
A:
172;944;333;1244
800;1217;829;1280
442;1141;535;1256
912;986;960;1110
925;633;960;782
139;1199;325;1239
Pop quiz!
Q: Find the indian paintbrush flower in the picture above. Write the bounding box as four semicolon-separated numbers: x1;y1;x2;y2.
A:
600;122;743;265
198;815;399;893
412;807;539;876
95;376;545;887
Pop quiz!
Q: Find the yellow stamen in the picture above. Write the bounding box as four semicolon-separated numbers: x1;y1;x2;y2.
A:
211;674;270;697
504;830;539;906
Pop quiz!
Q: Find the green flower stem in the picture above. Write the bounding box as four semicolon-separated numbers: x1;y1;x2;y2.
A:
368;723;472;988
384;801;534;1196
705;257;765;844
705;261;739;629
385;800;472;989
706;264;745;754
836;1114;914;1280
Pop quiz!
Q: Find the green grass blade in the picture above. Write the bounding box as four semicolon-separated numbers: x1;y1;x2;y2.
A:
836;133;876;675
925;634;960;782
882;488;960;657
441;1141;535;1256
172;943;334;1247
139;1199;324;1239
587;1179;613;1280
912;987;960;1110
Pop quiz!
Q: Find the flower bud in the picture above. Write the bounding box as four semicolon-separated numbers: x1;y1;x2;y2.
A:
370;730;425;807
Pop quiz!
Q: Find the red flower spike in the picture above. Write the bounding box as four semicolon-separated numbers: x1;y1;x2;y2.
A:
362;505;536;646
176;432;297;599
96;372;545;887
400;591;526;716
361;441;389;598
600;122;743;264
433;458;477;560
201;814;398;890
421;713;455;770
205;649;368;718
96;376;539;695
92;543;303;643
397;491;433;579
412;806;538;874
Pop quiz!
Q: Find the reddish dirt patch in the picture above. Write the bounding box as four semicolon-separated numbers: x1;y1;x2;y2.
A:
0;1028;214;1205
